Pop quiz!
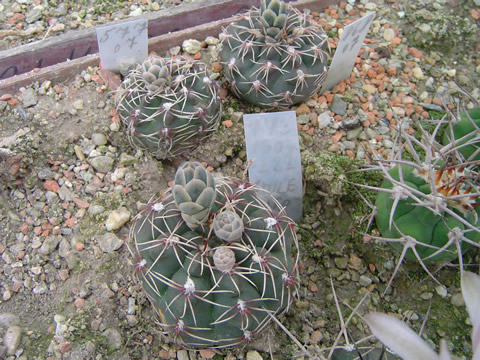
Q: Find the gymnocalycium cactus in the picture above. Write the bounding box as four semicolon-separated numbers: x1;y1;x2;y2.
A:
355;115;480;294
115;56;221;160
129;161;299;348
218;0;329;109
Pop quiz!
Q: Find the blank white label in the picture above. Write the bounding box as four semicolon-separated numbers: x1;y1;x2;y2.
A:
244;111;303;221
321;12;376;92
96;18;148;73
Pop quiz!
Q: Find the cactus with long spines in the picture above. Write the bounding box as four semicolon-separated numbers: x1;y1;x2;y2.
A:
115;56;221;160
129;161;299;348
354;113;480;294
218;0;329;109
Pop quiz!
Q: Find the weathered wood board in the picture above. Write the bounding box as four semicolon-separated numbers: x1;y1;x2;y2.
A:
0;0;338;93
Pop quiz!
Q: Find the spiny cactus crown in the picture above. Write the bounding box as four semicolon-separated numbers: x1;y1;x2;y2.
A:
129;161;299;348
115;56;221;159
259;0;288;41
218;0;329;109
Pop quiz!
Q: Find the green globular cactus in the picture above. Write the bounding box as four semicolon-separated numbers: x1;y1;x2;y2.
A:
442;108;480;162
375;163;480;263
129;161;299;348
354;116;480;295
218;0;329;109
115;56;222;160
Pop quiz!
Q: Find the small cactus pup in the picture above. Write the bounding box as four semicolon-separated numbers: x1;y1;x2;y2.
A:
129;161;299;348
115;56;222;160
355;119;480;294
442;107;480;162
218;0;329;109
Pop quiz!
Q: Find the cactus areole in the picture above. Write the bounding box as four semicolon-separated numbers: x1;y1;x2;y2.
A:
375;164;480;263
218;0;329;109
129;162;299;348
115;56;221;160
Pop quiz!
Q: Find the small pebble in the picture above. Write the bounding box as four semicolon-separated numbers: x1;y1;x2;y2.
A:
4;326;21;356
105;207;131;231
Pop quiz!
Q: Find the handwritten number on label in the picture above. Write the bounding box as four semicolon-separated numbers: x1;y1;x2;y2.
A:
116;26;130;39
134;21;148;36
127;37;138;49
99;28;115;42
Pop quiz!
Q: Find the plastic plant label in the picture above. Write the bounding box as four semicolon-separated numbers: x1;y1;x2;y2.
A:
321;11;376;91
96;18;148;73
243;111;303;221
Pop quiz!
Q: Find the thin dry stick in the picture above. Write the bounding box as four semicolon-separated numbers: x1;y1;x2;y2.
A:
327;279;372;359
267;312;312;358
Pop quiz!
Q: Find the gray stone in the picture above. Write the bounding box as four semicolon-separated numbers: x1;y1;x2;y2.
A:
103;328;122;351
330;95;347;115
4;326;21;356
98;233;123;253
58;185;75;201
317;112;332;129
21;88;37;107
91;133;107;146
37;168;54;180
45;190;58;203
40;236;61;255
54;3;68;16
25;9;43;23
89;156;114;173
88;205;105;215
73;99;84;110
359;275;373;287
177;349;189;360
297;114;310;125
65;341;96;360
64;251;79;269
451;293;465;307
0;314;20;329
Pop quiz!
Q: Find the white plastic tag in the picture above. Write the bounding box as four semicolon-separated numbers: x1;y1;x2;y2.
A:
96;18;148;73
243;111;303;221
321;12;376;91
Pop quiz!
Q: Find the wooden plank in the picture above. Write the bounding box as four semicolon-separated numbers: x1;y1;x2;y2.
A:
0;0;338;94
0;0;259;80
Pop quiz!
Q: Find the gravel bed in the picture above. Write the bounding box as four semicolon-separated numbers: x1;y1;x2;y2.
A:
0;0;479;359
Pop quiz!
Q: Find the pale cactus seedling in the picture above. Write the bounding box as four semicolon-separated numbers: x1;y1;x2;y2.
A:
129;161;299;348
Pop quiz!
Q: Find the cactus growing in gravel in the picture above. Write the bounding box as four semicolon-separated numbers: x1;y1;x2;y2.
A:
355;116;480;293
218;0;329;109
115;56;221;160
129;161;299;348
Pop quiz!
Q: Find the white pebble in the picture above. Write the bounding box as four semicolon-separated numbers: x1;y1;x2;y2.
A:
105;207;131;231
182;39;202;55
412;67;424;80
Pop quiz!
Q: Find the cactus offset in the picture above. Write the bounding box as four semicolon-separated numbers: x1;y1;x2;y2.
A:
129;161;299;348
115;56;221;159
218;0;329;109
